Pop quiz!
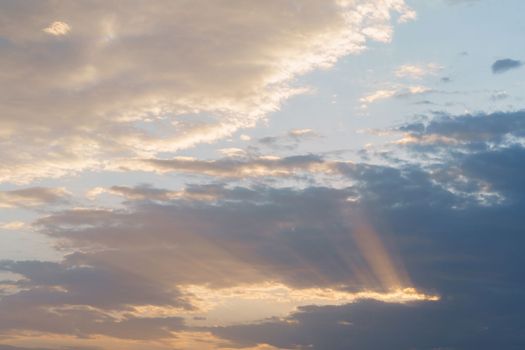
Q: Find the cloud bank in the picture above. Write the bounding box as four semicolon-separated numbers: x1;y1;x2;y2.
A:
0;0;414;183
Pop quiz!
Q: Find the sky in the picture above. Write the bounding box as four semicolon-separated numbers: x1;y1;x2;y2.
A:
0;0;524;349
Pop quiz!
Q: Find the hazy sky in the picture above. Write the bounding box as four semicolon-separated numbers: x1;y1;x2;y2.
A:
1;1;524;349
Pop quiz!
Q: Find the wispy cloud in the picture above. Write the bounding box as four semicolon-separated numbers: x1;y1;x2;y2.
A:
360;85;432;107
0;187;69;208
0;0;415;184
394;63;442;79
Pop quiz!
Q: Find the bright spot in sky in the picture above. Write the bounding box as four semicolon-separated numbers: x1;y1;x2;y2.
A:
43;21;71;36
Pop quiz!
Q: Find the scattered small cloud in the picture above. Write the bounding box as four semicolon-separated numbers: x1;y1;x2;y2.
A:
288;128;317;138
0;187;69;208
360;85;432;108
492;58;523;74
43;21;71;36
0;221;26;230
395;63;442;79
218;148;248;158
491;90;509;101
258;128;320;150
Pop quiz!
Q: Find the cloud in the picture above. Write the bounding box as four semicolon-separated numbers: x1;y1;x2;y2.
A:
258;128;320;150
394;63;442;79
122;154;338;178
3;130;525;347
206;121;525;348
396;110;525;146
0;187;69;208
43;21;71;36
0;0;414;183
461;145;525;201
360;85;432;107
393;110;525;206
0;346;80;350
2;1;525;348
35;186;367;290
491;90;509;101
0;181;439;343
491;58;523;74
87;184;224;202
288;129;317;138
0;221;26;230
2;69;525;347
5;117;525;349
212;294;525;350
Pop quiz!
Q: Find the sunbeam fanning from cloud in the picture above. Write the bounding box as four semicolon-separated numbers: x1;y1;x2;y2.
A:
1;0;525;349
345;212;411;291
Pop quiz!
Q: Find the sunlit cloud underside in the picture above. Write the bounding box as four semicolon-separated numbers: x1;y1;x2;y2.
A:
2;0;525;349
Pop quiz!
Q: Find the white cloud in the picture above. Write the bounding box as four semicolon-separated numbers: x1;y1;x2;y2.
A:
360;89;398;104
360;85;431;107
43;21;71;35
0;221;27;230
289;128;316;137
0;0;415;183
219;148;248;158
394;63;442;79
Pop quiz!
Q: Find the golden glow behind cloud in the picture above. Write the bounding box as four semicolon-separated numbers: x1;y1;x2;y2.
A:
180;283;438;326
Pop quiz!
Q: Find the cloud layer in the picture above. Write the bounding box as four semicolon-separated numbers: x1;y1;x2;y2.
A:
2;1;525;349
0;0;414;183
2;109;525;348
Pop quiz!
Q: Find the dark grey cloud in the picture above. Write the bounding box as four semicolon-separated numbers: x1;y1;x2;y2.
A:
492;58;523;74
209;123;525;349
396;110;525;207
211;187;525;349
0;260;188;310
36;185;363;290
461;145;525;200
2;109;525;347
0;300;185;340
213;294;525;350
6;139;524;345
398;110;525;145
0;259;188;340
